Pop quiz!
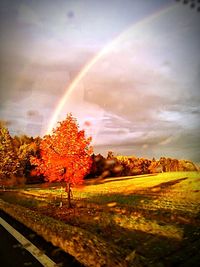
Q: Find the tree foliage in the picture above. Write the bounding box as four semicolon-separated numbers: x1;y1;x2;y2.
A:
0;123;21;185
87;153;198;179
17;136;42;182
31;114;93;207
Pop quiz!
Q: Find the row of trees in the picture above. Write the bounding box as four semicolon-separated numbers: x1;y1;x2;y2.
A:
86;153;198;179
1;115;198;188
0;123;42;186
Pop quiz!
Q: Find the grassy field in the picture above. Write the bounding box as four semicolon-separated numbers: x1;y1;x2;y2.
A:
0;171;200;267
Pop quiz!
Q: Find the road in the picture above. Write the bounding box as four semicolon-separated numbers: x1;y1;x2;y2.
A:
0;210;83;267
0;223;44;267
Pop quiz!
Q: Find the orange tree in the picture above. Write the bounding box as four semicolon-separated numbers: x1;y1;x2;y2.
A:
31;114;93;207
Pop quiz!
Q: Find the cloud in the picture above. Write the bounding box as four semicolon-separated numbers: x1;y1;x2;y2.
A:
18;4;41;27
95;129;200;161
1;0;200;161
93;110;175;148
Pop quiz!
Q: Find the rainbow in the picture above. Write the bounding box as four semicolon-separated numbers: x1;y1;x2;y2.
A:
45;2;177;135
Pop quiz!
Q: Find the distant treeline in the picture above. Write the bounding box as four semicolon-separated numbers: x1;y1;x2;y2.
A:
86;151;198;179
0;123;43;186
0;123;198;186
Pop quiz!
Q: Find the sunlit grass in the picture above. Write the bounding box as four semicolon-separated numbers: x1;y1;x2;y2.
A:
1;171;200;266
112;213;183;240
20;171;200;208
16;171;200;228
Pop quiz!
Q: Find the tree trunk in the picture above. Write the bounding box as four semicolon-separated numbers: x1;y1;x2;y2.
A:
66;182;72;208
59;193;63;208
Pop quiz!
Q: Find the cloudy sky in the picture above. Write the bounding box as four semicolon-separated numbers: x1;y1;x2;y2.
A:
0;0;200;161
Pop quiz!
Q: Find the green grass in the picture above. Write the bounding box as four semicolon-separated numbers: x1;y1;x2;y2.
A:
1;171;200;266
9;171;199;215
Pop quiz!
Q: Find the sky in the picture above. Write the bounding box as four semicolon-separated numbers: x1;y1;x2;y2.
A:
0;0;200;161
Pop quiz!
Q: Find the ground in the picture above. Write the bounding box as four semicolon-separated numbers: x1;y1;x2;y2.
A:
0;172;200;267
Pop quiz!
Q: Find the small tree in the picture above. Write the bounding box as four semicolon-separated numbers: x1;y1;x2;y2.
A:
31;114;93;207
